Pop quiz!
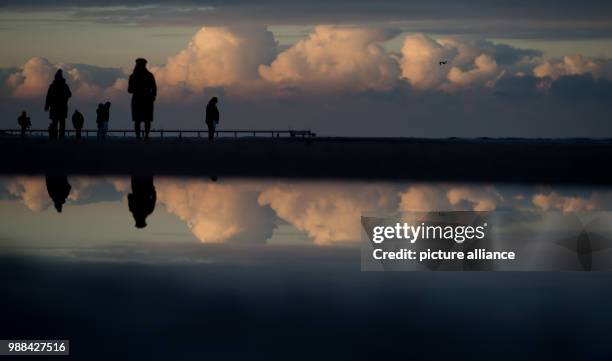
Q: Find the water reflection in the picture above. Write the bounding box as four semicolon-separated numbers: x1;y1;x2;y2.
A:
2;177;612;359
45;174;71;212
2;176;612;250
128;176;156;228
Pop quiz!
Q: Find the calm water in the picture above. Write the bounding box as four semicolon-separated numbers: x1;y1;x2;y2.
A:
1;176;611;359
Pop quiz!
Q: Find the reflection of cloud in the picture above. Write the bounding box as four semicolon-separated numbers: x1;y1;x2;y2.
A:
1;176;128;212
258;182;398;245
399;184;503;211
399;185;450;211
447;186;503;211
6;175;612;246
532;192;599;213
4;176;50;212
155;179;276;243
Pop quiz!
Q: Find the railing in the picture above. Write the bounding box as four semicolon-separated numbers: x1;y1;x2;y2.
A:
0;129;316;138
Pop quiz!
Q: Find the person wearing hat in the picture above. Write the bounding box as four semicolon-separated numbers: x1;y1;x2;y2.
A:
128;58;157;140
44;69;72;140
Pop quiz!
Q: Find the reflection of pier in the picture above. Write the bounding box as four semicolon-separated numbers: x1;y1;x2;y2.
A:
0;128;315;139
2;137;612;184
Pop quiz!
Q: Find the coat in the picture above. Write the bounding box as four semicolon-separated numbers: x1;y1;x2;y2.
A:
205;103;219;126
45;79;71;120
72;112;84;129
128;69;157;122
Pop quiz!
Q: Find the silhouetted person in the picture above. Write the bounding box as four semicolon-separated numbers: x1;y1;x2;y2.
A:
17;111;31;138
45;175;71;213
128;176;156;228
205;96;219;141
71;110;84;140
96;102;111;139
96;103;104;139
128;58;156;140
45;69;71;140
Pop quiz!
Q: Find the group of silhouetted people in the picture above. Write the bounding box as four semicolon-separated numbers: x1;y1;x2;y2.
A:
18;57;220;141
46;174;156;228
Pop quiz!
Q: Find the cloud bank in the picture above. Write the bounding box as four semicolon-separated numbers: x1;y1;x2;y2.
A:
5;27;610;102
2;26;612;137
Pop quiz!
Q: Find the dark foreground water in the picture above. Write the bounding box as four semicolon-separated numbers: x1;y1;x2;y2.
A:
1;176;611;360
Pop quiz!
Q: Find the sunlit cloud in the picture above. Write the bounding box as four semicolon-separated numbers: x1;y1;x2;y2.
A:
3;27;611;106
533;54;605;80
5;57;126;100
259;26;400;93
152;26;278;100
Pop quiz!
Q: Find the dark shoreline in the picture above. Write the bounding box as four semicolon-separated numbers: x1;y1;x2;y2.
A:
2;136;611;184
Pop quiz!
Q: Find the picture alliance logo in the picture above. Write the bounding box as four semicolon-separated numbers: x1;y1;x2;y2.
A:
371;221;488;244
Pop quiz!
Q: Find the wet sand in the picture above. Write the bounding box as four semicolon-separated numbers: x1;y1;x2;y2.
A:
1;136;611;184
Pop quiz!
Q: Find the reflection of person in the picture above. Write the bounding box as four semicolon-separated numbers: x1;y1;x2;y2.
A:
128;58;157;140
71;110;84;140
45;175;71;213
45;70;71;140
128;176;156;228
205;97;219;141
17;111;31;138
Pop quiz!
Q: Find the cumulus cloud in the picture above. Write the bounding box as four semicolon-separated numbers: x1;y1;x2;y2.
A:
444;54;500;90
4;28;609;104
399;34;526;91
4;57;126;100
533;55;603;80
258;182;398;245
5;57;55;98
399;34;456;90
155;179;276;243
152;26;278;99
259;26;400;93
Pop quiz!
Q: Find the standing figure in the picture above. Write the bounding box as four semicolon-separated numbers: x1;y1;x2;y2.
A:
96;103;105;140
128;176;156;228
128;58;156;140
45;175;71;213
205;97;219;141
71;110;84;140
44;69;71;140
96;102;111;139
102;101;111;138
17;111;31;138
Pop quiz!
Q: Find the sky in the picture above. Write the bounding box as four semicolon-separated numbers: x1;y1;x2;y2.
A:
0;0;611;137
